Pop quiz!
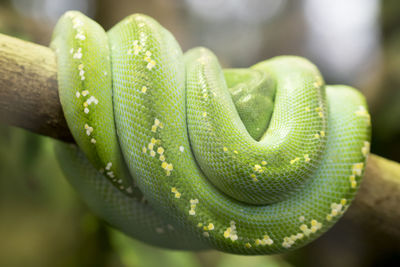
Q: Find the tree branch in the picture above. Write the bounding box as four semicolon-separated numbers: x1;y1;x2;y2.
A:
0;33;399;237
0;33;72;142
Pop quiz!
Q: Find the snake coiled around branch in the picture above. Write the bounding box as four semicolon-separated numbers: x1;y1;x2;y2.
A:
51;11;371;255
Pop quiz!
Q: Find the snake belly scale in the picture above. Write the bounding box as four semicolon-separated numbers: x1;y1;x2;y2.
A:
51;11;371;254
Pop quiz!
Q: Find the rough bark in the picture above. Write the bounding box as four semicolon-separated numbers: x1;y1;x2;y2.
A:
0;32;399;237
0;33;72;142
347;154;400;237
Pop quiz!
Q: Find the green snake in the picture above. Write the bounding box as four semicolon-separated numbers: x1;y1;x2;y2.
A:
51;11;371;254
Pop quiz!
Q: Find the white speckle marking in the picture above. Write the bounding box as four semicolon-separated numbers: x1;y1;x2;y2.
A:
75;32;86;40
105;162;112;171
223;221;238;241
73;48;82;59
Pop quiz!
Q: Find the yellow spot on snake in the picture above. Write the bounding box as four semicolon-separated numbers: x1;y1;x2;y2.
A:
297;233;304;239
223;147;228;152
223;221;238;241
254;164;262;172
355;106;370;122
261;161;267;165
189;199;199;216
84;124;93;136
171;187;181;198
133;41;142;55
362;141;370;157
223;229;230;238
315;107;324;118
202;112;207;117
255;235;274;246
352;163;364;176
290;157;300;164
147;60;156;70
330;203;343;217
166;163;173;171
304;154;310;162
157;147;164;154
141;86;147;93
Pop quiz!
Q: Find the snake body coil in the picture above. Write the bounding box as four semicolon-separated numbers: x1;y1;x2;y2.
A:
52;11;371;254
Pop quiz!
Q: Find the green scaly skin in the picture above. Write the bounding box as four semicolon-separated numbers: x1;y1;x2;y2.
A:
52;11;371;254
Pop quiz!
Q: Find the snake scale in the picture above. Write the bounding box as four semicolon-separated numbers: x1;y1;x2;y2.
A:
51;11;371;254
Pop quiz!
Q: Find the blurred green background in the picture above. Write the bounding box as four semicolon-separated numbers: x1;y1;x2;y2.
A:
0;0;400;266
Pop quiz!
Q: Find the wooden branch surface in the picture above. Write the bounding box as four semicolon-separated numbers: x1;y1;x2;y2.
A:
0;33;399;237
0;33;72;142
